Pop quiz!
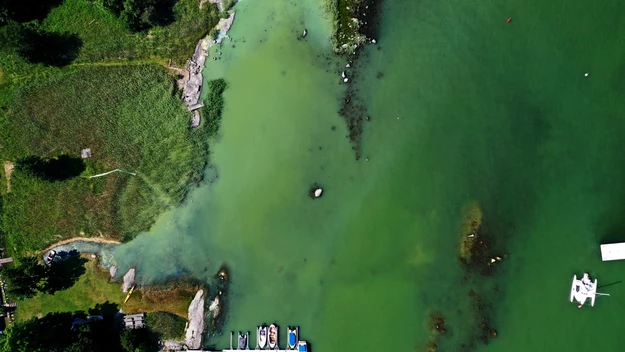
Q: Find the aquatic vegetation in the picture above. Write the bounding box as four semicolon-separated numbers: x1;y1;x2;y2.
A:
451;203;505;349
201;78;228;137
323;0;381;55
458;201;483;261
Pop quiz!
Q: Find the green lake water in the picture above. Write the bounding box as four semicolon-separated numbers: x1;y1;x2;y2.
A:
113;0;625;350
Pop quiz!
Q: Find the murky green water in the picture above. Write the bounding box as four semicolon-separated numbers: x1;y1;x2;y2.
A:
113;0;625;350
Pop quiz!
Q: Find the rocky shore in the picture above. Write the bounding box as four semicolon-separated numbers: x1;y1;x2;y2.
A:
180;1;237;129
185;289;206;349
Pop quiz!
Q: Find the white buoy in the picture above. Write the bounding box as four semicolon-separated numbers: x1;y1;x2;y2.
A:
371;39;377;44
343;78;349;83
584;72;589;77
302;29;308;37
341;71;346;78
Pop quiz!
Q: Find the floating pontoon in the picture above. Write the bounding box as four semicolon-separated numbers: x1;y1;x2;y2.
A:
600;242;625;261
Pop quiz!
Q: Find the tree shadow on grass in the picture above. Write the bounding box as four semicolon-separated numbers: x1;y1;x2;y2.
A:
19;30;83;67
42;254;87;294
17;155;86;181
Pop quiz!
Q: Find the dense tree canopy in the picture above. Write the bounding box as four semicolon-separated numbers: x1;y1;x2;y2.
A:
3;256;48;298
1;310;161;352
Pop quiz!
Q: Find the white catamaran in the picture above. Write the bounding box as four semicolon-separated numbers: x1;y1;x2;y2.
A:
570;273;609;307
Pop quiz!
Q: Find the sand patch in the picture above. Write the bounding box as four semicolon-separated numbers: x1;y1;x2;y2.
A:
3;161;14;193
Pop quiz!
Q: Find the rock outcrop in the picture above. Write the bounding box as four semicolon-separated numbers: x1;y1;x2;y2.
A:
185;289;205;349
122;268;135;293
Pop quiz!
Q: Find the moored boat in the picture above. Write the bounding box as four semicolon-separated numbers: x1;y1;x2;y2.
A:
297;340;308;352
258;326;267;349
287;327;298;349
570;273;599;307
238;332;248;350
268;324;278;349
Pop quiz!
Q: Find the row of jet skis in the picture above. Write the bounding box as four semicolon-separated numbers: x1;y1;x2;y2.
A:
238;324;307;351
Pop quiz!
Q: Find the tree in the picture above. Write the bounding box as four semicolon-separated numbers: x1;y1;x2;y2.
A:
3;256;48;298
2;312;122;352
1;312;75;352
120;328;160;352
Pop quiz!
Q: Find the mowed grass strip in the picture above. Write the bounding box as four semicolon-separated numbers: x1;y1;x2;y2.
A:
1;64;210;255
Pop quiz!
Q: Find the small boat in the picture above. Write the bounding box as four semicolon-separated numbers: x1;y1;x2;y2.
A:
297;340;308;352
258;326;267;349
268;324;278;349
287;327;298;349
570;273;598;307
44;250;56;265
123;285;135;304
238;332;248;350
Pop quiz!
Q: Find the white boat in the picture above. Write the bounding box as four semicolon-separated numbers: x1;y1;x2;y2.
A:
287;327;298;349
297;340;308;352
268;324;278;349
258;326;267;349
570;273;598;307
238;332;248;350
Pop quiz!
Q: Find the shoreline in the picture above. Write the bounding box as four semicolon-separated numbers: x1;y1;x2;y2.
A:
41;237;121;253
180;1;237;128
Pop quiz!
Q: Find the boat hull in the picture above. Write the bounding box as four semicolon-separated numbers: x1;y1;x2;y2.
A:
287;327;298;349
269;324;278;349
258;326;267;349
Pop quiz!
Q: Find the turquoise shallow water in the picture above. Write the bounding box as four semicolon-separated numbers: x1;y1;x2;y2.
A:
111;0;625;350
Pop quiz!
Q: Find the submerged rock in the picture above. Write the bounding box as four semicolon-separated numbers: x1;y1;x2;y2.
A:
209;295;221;318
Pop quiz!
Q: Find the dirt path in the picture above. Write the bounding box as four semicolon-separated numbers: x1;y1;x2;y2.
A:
41;237;121;253
3;161;14;193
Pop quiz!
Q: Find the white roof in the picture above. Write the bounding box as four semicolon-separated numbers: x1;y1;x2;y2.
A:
600;242;625;261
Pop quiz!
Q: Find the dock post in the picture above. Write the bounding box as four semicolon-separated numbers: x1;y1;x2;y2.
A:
247;331;250;350
230;331;233;350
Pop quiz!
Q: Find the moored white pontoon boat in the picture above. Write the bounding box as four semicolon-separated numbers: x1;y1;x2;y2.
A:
570;273;605;307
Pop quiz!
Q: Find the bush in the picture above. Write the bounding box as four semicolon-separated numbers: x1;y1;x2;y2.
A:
146;311;186;339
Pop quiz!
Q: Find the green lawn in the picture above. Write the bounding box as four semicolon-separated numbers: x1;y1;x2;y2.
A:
14;257;125;321
15;256;195;322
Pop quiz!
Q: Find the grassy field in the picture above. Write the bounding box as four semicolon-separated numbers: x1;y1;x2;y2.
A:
0;0;229;258
14;255;195;322
0;64;212;255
